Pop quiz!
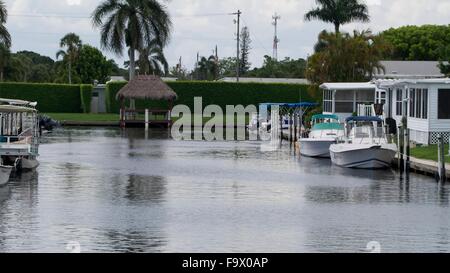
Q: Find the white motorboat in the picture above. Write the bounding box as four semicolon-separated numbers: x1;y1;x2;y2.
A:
299;114;345;158
0;165;13;186
330;116;397;169
0;99;40;186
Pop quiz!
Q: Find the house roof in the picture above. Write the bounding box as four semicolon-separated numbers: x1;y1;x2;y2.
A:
376;61;444;79
320;82;376;91
221;77;309;84
116;75;178;101
376;78;450;88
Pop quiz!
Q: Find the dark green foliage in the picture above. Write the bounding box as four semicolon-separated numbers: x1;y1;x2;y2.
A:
247;56;307;78
4;51;56;83
0;82;83;113
76;45;113;84
381;25;450;61
80;84;93;113
106;81;318;113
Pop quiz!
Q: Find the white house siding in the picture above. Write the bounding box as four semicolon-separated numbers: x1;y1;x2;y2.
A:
428;85;450;144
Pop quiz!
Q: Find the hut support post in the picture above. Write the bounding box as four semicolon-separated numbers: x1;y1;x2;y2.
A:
120;97;125;129
145;109;149;132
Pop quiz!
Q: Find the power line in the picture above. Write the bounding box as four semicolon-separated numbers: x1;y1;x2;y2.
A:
240;17;271;56
8;12;235;19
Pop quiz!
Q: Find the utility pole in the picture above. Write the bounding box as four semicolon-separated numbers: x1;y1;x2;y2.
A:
232;10;241;82
272;13;281;61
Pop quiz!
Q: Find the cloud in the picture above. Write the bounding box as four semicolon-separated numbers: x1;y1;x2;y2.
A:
3;0;450;71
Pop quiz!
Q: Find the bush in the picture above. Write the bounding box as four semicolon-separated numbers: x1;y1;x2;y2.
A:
106;81;317;113
80;84;93;113
0;82;83;113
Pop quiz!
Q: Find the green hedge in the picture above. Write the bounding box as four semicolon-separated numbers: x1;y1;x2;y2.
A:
0;82;92;113
80;84;93;113
106;81;318;113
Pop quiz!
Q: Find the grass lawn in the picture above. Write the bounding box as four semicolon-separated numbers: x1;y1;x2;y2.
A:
45;113;120;122
411;144;450;163
45;113;250;125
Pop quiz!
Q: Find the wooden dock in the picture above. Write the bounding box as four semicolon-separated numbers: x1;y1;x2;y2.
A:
393;156;450;180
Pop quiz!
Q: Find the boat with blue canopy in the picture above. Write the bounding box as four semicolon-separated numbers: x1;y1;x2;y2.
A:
330;116;397;169
298;114;344;158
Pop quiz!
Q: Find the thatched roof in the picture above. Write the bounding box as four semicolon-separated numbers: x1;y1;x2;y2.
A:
116;75;178;101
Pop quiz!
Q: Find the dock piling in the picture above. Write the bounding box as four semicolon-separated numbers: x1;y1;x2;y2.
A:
438;135;446;182
404;128;410;174
398;126;404;173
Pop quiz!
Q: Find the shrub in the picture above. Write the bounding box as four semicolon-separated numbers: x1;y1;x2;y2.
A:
80;84;93;113
0;82;83;113
105;81;317;113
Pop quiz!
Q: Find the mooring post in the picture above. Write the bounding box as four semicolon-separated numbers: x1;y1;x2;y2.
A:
438;135;446;182
279;112;283;144
398;126;404;173
294;113;298;142
404;128;410;174
448;135;450;156
289;113;293;144
145;109;149;132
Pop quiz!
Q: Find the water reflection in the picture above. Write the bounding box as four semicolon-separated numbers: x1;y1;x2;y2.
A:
100;229;166;253
1;127;449;252
125;175;167;204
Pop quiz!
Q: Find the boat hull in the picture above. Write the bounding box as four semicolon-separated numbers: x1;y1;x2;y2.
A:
330;144;397;169
299;139;336;158
21;158;39;170
0;165;13;186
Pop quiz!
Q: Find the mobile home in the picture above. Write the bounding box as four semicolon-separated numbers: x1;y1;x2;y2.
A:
320;78;450;145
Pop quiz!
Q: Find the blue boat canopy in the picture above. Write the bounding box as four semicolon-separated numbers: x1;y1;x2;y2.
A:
280;102;318;108
259;102;318;108
312;114;339;121
346;116;383;123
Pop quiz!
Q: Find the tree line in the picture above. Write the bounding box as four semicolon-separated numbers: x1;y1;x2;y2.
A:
0;0;448;85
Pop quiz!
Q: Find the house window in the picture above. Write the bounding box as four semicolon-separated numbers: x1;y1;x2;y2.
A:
323;90;333;113
396;89;403;116
422;89;428;119
409;88;428;119
438;89;450;119
409;89;415;118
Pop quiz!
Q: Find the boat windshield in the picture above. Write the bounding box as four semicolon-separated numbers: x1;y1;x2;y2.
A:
349;121;385;139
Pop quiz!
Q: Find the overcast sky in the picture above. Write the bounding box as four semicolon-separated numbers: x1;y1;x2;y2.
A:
4;0;450;70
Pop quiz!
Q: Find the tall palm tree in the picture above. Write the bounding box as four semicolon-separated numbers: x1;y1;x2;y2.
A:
56;33;82;84
138;39;169;76
305;0;370;34
0;0;11;48
0;42;10;81
92;0;172;80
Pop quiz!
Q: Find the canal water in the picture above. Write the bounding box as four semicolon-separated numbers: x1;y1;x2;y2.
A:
0;127;449;253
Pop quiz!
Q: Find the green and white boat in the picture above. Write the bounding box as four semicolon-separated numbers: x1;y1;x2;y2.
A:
299;114;344;158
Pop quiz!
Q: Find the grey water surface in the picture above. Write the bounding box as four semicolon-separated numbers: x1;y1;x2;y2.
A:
0;127;448;253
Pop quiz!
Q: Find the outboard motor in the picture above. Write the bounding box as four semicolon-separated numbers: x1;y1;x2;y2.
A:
39;115;61;133
385;118;397;135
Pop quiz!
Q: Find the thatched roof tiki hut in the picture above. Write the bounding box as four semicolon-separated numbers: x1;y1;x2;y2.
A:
116;75;178;129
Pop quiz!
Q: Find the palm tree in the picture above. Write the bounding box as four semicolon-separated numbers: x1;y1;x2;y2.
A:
138;39;169;76
56;33;82;84
0;0;11;48
92;0;172;80
0;42;10;81
207;55;219;80
305;0;370;34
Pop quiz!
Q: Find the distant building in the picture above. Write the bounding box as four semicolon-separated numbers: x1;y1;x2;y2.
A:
220;77;309;84
376;61;444;79
108;76;126;82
